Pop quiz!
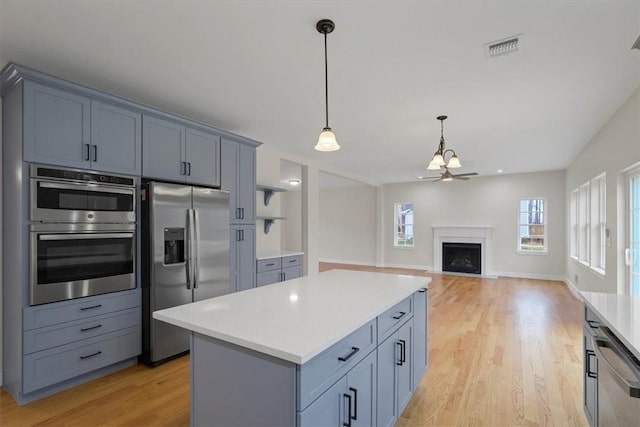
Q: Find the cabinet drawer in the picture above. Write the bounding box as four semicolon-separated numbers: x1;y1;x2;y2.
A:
23;326;141;394
257;270;281;287
282;255;302;268
377;296;413;343
584;306;600;333
23;289;140;331
257;258;281;272
282;266;302;282
24;307;141;354
297;319;376;411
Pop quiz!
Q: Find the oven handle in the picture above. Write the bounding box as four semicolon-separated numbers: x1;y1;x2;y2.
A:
38;181;134;195
592;335;640;398
39;233;134;240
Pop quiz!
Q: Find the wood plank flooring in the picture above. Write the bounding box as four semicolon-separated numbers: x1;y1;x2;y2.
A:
1;263;587;426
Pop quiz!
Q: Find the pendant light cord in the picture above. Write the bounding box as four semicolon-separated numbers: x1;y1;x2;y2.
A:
324;31;329;128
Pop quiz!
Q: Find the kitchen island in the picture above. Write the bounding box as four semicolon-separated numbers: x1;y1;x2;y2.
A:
154;269;430;427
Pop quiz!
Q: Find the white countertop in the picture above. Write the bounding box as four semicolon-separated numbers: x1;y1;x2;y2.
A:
581;291;640;359
153;270;429;364
256;250;304;260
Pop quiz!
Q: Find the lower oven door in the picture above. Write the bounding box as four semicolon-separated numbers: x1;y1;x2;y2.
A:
30;229;135;305
594;331;640;426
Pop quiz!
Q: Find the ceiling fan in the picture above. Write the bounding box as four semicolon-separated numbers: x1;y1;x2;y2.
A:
418;166;478;182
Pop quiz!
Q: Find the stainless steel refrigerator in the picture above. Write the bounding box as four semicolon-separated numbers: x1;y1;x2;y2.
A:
141;181;230;365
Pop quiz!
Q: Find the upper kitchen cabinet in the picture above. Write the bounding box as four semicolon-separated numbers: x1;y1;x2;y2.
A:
142;116;220;187
221;138;256;224
23;81;142;175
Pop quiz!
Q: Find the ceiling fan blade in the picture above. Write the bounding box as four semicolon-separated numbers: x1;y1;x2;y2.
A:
452;172;478;177
452;176;470;180
418;177;442;182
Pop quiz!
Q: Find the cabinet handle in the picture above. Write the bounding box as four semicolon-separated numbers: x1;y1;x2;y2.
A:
236;208;242;220
80;350;102;360
281;272;285;281
587;320;599;330
289;259;297;263
187;162;192;176
181;161;187;175
84;144;91;161
240;229;244;241
396;341;403;366
266;263;275;267
343;393;352;427
586;349;597;379
80;324;103;332
418;288;427;293
92;145;97;162
400;339;406;363
240;208;245;219
392;311;406;320
80;304;103;311
349;387;358;421
338;346;360;362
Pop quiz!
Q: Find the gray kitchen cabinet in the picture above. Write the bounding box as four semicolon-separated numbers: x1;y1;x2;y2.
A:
413;288;428;390
230;225;256;292
23;81;142;174
143;115;220;186
90;100;141;175
583;307;599;427
221;138;256;224
23;81;91;169
256;254;303;287
377;319;413;427
298;376;347;427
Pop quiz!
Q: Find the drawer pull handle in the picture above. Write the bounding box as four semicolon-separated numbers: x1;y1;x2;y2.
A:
418;288;427;293
587;320;599;329
80;324;103;332
338;346;360;362
289;259;296;263
266;263;275;266
80;351;102;360
80;304;103;311
392;311;406;320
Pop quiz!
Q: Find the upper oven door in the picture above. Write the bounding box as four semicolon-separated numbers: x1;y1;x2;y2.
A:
30;226;136;305
31;179;135;223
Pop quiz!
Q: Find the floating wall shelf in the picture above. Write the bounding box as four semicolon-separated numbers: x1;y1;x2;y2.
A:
256;216;287;234
256;184;287;206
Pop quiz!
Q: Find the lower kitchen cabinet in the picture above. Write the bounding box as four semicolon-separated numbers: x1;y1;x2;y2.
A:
256;254;303;287
230;225;256;292
413;288;428;390
583;307;599;427
377;319;413;427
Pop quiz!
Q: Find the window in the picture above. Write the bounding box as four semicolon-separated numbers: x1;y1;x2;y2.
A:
518;199;546;252
570;189;578;258
394;203;414;247
629;169;640;295
591;174;606;272
578;183;590;263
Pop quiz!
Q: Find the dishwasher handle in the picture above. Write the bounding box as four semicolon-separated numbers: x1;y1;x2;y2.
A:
593;335;640;398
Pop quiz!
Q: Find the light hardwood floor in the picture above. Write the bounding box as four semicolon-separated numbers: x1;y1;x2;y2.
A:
1;263;587;426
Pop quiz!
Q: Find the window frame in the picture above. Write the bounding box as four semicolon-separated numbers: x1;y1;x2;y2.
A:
517;197;548;254
627;167;640;296
577;182;591;265
393;202;415;248
590;174;606;274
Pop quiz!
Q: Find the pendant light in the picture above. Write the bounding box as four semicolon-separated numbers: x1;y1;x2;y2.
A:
427;115;462;170
315;19;340;152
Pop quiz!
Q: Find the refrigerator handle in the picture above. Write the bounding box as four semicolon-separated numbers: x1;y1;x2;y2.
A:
185;209;192;290
193;208;200;289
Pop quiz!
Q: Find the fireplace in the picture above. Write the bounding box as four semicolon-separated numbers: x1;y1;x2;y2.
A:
442;242;481;275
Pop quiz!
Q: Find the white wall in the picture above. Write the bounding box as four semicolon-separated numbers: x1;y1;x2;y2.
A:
382;170;566;279
565;88;640;294
281;190;302;252
319;185;377;266
255;146;283;254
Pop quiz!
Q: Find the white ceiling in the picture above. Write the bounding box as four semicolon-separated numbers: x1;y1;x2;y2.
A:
1;1;639;184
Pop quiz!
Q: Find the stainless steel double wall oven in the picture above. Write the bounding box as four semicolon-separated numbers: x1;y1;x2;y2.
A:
29;165;137;305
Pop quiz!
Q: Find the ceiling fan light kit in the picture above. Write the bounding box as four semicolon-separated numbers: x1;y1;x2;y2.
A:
314;19;340;152
422;115;478;182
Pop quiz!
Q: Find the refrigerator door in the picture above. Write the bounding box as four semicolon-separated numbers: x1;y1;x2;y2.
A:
149;182;193;362
192;187;230;301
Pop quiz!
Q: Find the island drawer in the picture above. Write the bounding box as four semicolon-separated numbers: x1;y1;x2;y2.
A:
377;295;413;342
584;306;600;330
297;319;377;411
23;289;140;331
282;255;302;268
23;326;141;394
23;307;141;354
257;257;281;272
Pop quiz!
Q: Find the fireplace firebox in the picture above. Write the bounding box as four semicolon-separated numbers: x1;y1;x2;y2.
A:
442;242;481;275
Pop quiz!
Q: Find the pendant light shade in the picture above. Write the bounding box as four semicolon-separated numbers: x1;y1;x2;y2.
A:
447;154;461;168
427;115;463;169
315;19;340;152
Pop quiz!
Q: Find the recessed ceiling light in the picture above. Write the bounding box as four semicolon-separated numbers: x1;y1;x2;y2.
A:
497;169;504;173
288;179;301;186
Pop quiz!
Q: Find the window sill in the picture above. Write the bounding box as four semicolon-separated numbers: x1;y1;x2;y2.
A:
590;266;606;278
393;245;415;250
516;250;548;256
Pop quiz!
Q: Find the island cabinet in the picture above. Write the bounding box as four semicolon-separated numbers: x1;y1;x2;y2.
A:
142;115;220;187
583;307;600;427
23;81;142;175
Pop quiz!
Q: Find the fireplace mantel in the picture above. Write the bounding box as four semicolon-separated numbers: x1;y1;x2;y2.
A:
432;226;496;277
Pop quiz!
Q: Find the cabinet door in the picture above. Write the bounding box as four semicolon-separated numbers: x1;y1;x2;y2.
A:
142;116;185;182
583;328;598;427
237;144;256;223
257;270;281;287
90;101;141;175
221;139;239;222
185;128;220;187
346;350;377;427
396;320;413;416
282;265;303;282
377;334;398;427
298;377;347;427
413;289;428;390
237;226;256;292
229;227;239;292
23;81;90;168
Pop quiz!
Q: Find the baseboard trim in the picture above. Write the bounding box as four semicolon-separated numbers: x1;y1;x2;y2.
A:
377;262;433;271
493;271;566;282
319;258;376;267
564;277;583;300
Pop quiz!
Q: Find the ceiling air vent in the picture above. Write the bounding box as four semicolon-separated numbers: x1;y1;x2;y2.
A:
632;35;640;50
485;35;522;58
